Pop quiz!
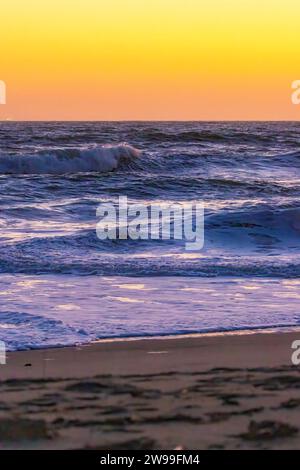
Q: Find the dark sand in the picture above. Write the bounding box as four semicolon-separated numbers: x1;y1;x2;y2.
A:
0;330;300;449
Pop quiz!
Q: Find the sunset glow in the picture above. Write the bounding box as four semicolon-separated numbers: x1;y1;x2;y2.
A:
1;0;300;120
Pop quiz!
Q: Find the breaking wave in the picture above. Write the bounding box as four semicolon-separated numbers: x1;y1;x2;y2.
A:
0;144;140;175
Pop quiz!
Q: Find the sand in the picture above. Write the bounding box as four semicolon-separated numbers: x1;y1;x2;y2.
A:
0;330;300;449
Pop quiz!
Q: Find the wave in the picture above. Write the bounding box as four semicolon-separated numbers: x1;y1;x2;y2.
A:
1;205;300;276
207;205;300;236
0;311;89;351
0;144;140;175
0;251;300;277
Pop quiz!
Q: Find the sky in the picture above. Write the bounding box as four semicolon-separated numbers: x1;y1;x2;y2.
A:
1;0;300;120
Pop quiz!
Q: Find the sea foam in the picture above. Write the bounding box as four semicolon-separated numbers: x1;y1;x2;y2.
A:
0;144;140;175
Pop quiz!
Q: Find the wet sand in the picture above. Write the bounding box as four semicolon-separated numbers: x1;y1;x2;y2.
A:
0;330;300;449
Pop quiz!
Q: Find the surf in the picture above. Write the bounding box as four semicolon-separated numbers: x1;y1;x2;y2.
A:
0;144;140;175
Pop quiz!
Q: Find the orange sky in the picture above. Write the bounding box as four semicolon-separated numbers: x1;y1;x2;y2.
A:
1;0;300;120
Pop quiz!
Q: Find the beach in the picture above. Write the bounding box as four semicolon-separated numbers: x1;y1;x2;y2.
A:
1;330;300;450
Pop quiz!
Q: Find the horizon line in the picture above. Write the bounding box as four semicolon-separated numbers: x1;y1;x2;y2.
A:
1;119;300;123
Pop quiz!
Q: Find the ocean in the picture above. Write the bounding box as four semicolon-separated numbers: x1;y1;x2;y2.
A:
0;121;300;350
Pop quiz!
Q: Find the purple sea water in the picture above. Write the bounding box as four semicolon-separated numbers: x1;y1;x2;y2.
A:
0;121;300;350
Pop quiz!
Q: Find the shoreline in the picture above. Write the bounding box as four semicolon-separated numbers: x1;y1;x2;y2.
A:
3;329;299;380
93;324;300;343
5;323;300;353
1;274;299;352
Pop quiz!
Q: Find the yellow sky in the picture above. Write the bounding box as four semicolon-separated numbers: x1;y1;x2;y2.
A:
1;0;300;120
